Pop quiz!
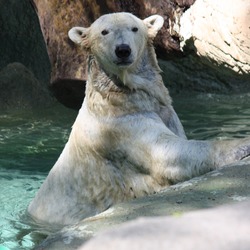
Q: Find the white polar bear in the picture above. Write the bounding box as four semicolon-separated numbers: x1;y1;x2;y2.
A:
28;12;250;225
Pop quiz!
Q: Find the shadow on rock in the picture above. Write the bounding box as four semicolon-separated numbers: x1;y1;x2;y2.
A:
0;63;54;111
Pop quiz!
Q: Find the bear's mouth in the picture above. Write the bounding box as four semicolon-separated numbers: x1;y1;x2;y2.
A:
114;60;133;66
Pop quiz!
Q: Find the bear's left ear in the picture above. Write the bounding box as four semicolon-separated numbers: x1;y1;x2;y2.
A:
143;15;164;39
68;27;90;49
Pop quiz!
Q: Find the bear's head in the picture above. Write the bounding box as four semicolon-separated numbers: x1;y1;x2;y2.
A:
68;13;164;77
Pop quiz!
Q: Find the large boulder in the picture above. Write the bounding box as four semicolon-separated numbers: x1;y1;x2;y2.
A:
80;201;250;250
0;0;53;110
0;63;53;110
0;0;50;89
179;0;250;75
160;0;250;93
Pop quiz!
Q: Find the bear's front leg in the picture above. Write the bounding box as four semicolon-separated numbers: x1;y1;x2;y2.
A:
123;113;250;185
147;136;250;185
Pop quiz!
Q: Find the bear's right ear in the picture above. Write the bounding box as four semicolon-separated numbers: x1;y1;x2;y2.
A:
68;27;90;49
143;15;164;39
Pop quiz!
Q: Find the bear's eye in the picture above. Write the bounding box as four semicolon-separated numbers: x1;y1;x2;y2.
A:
101;29;109;36
132;27;138;32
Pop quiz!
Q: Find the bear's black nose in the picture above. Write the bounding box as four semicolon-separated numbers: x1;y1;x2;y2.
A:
115;44;131;59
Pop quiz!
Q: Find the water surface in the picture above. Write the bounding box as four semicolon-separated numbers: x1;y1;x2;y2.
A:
0;93;250;249
0;105;77;249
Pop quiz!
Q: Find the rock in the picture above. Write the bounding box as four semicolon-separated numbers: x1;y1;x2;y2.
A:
34;160;250;250
0;0;51;88
159;57;250;94
0;63;53;110
0;0;54;110
179;0;250;75
79;201;250;250
160;0;250;93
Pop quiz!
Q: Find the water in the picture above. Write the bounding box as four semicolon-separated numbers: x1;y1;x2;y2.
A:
0;93;250;249
0;105;77;249
175;93;250;140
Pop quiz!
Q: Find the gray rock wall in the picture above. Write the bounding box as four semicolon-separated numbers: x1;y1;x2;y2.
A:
0;63;52;110
0;0;53;110
0;0;50;84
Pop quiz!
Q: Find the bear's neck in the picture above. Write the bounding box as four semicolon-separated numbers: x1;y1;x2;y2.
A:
87;55;132;94
85;47;171;117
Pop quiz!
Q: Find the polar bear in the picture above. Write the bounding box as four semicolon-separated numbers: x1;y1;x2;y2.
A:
28;12;250;225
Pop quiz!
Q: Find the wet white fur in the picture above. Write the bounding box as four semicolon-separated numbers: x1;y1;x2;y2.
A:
28;13;250;225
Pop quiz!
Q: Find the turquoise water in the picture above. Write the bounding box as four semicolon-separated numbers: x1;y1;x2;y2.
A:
0;93;250;249
0;106;77;249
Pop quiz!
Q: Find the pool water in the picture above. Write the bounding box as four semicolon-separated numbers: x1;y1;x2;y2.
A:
0;93;250;249
0;105;77;249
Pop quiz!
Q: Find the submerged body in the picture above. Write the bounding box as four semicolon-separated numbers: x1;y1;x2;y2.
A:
28;13;250;225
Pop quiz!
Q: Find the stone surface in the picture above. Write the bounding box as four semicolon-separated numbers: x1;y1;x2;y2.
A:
34;160;250;250
0;63;53;110
159;57;250;94
160;0;250;94
0;0;50;88
179;0;250;75
0;0;54;110
31;0;88;109
80;201;250;250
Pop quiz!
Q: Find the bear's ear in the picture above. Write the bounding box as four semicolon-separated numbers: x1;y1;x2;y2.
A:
68;27;90;49
143;15;164;39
